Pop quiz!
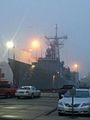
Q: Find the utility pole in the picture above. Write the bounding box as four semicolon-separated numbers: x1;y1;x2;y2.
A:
45;24;67;62
13;46;15;60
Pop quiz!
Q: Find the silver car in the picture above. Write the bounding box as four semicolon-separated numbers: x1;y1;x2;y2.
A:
58;89;90;115
15;86;41;99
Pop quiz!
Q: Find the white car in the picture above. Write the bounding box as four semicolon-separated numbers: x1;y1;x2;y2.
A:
57;88;90;115
15;86;41;99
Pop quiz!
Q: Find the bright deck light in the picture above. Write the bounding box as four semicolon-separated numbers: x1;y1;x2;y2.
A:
73;64;78;72
31;40;40;49
74;64;78;68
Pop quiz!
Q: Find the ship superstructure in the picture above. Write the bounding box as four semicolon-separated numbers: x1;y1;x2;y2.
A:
45;24;67;61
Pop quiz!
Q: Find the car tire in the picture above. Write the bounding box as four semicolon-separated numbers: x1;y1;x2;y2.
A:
58;112;61;116
6;92;11;98
38;92;41;97
31;93;34;99
17;96;20;99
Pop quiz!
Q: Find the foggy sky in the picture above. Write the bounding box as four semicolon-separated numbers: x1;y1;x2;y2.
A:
0;0;90;78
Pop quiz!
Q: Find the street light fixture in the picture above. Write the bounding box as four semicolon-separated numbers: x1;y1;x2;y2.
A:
74;64;78;72
31;40;40;49
31;40;42;60
6;41;15;59
52;75;55;90
6;41;14;49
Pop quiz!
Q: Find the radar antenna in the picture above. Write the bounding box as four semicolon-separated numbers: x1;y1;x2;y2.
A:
45;24;67;62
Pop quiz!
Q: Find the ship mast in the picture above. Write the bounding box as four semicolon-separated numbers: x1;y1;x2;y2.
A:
45;24;67;62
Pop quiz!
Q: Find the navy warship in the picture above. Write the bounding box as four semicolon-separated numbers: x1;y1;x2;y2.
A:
8;25;79;90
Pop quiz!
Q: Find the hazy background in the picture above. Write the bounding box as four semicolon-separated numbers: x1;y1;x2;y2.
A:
0;0;90;78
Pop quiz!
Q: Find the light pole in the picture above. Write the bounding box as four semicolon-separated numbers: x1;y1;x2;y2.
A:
73;64;79;87
52;75;55;90
74;64;78;72
6;41;15;60
13;46;15;60
31;40;42;60
52;71;60;91
6;41;15;86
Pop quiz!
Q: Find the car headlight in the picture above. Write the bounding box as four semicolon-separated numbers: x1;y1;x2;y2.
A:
81;103;90;107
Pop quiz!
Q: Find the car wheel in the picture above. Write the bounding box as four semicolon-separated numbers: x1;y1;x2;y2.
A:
31;93;34;99
11;94;15;98
58;112;61;116
6;92;11;98
38;92;41;97
17;96;20;99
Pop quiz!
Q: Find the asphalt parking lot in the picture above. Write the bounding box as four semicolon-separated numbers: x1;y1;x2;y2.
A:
0;93;90;120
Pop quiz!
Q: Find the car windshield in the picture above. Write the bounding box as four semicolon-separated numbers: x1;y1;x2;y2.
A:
64;90;90;98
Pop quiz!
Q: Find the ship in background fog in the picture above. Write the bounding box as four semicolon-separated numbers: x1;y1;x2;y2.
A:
7;25;79;90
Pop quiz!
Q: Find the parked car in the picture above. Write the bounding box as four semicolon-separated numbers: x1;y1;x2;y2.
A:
15;86;41;99
57;88;90;115
0;80;16;98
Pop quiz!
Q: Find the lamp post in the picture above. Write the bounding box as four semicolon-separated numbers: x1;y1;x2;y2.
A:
52;75;55;90
73;64;79;87
31;40;42;60
52;71;60;91
74;64;78;72
6;41;15;86
6;41;15;60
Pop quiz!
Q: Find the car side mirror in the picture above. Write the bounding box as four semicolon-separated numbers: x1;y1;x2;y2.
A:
61;94;64;98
